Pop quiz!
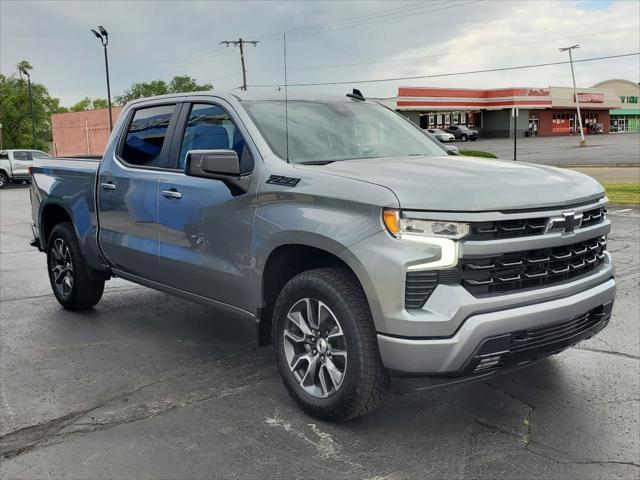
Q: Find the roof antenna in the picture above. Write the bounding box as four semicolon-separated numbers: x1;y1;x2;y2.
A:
283;33;290;163
347;88;365;101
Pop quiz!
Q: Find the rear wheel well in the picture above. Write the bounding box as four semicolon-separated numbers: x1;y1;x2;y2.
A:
259;244;360;345
41;205;72;248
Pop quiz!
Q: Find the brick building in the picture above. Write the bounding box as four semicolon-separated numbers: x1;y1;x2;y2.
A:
51;107;123;157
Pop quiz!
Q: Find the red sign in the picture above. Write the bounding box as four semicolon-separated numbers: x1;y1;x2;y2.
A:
575;93;604;103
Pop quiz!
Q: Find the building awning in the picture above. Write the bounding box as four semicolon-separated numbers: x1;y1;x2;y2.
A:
396;87;552;111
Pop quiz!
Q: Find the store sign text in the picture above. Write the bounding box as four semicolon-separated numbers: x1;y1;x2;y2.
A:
575;93;604;103
620;96;638;104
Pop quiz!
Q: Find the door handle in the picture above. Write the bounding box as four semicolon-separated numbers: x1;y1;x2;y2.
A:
162;189;182;199
100;182;116;190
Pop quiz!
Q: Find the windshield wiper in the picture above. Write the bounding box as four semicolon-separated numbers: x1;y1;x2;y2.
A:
297;160;336;165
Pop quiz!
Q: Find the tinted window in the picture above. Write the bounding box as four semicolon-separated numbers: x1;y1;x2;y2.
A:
0;152;8;160
121;105;175;167
30;151;50;158
178;103;251;173
13;151;30;160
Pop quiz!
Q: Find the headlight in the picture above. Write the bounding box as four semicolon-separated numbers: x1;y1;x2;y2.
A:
383;209;469;240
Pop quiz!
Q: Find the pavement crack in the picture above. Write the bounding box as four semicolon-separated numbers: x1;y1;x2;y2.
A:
482;381;535;410
525;442;640;469
0;356;263;460
571;345;640;360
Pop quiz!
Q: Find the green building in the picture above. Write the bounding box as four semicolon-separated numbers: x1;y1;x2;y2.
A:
592;79;640;133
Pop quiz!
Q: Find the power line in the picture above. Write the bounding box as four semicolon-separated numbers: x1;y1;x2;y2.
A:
242;26;639;76
220;38;260;91
256;1;441;41
246;52;640;88
158;0;473;73
286;1;476;38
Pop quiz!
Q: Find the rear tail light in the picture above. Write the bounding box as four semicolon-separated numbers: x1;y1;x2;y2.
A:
28;166;33;176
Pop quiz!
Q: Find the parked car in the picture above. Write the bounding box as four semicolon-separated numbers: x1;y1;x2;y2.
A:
445;125;479;141
0;149;50;188
426;128;455;142
444;144;459;155
30;90;615;421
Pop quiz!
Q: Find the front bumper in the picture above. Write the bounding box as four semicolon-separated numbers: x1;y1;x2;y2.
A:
377;277;615;378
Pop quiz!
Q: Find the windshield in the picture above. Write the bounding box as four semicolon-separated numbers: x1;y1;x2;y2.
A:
241;100;445;164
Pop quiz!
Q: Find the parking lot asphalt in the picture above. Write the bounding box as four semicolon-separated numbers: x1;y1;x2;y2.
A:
1;185;639;479
472;132;640;166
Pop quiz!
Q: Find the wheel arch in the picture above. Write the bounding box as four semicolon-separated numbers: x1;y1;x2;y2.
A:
256;240;376;346
40;201;74;249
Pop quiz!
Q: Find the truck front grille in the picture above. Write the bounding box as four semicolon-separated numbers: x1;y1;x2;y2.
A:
453;236;607;295
468;205;606;240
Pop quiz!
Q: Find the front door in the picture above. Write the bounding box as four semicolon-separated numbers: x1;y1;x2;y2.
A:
97;103;180;281
157;101;257;311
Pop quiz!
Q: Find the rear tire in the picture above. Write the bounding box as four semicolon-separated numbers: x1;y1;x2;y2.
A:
47;222;105;310
272;267;389;421
461;134;468;142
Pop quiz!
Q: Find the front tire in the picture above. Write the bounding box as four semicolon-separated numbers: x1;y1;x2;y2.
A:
461;134;468;142
0;172;8;189
273;267;389;421
47;222;105;310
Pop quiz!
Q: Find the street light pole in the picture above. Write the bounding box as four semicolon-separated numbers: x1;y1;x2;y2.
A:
19;68;37;148
560;44;586;147
91;26;113;131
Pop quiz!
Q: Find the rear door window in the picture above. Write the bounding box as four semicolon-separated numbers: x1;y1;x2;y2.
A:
120;104;176;168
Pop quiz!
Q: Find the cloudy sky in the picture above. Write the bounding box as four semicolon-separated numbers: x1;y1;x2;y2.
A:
1;0;638;106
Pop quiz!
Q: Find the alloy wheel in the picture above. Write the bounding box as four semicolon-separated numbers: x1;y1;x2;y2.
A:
283;298;347;399
50;238;74;297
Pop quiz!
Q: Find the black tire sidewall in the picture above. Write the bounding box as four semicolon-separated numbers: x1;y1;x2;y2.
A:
47;224;78;306
0;173;7;189
46;222;104;309
273;272;369;414
461;134;468;141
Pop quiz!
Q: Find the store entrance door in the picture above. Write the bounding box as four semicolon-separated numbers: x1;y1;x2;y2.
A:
618;118;627;132
528;119;539;136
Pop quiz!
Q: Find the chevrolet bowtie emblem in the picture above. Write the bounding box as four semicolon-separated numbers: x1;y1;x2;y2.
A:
545;211;584;235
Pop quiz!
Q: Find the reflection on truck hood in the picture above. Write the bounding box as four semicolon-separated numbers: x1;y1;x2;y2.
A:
317;155;605;211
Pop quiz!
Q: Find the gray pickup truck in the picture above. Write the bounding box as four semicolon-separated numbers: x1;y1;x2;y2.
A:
30;90;615;420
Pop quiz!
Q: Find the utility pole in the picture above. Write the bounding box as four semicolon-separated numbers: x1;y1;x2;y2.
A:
220;38;259;90
560;44;586;147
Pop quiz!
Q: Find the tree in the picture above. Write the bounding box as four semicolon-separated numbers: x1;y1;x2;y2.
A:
66;97;109;112
0;61;66;151
91;98;108;109
169;76;213;94
115;76;212;105
70;97;92;112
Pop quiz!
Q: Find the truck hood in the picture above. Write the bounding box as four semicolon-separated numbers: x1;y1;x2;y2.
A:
316;155;605;211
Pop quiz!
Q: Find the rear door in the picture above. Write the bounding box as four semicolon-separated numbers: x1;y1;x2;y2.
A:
11;151;32;178
97;102;180;281
156;100;258;310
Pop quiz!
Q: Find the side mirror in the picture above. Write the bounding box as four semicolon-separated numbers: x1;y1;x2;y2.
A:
185;149;250;192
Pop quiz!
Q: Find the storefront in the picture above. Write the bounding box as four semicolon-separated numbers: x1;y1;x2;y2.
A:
592;79;640;133
396;85;623;138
